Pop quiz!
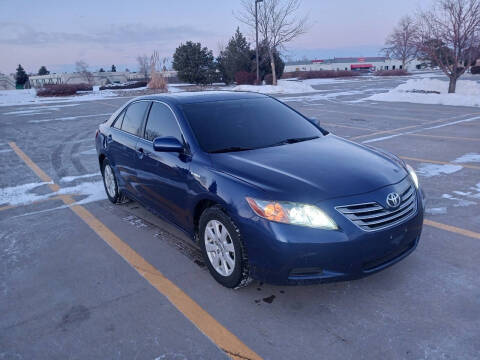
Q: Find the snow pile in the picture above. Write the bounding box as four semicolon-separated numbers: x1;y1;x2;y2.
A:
232;79;316;94
0;89;38;106
0;88;119;106
367;78;480;107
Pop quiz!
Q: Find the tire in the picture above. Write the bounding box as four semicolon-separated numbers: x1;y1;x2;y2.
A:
101;158;127;204
199;206;251;289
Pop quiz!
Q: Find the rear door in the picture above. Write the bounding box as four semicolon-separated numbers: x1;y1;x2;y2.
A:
134;101;192;227
108;100;150;197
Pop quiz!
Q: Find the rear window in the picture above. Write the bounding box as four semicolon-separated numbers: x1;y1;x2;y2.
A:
181;98;321;153
121;101;150;136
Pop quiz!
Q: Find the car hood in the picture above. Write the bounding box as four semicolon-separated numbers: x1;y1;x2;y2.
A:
210;135;407;202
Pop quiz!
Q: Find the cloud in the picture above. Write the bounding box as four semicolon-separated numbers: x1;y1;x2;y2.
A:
0;22;211;45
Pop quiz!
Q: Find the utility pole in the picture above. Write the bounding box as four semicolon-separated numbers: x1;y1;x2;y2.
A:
255;0;263;85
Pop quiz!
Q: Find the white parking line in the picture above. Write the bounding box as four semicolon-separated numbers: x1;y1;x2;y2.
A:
29;113;112;123
362;115;480;144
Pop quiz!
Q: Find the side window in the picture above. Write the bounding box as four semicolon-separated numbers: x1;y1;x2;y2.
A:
144;103;183;142
112;109;125;129
121;101;150;135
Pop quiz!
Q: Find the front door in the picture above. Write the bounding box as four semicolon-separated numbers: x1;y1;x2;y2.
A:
134;102;192;228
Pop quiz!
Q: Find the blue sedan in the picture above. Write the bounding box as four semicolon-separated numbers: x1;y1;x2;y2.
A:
95;91;425;288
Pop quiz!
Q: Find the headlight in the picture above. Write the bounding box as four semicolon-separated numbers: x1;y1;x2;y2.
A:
246;197;337;230
406;164;419;189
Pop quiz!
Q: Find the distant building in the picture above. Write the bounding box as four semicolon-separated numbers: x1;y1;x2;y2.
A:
285;57;422;73
28;70;178;88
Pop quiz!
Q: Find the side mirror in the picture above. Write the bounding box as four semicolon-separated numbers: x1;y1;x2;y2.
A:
153;136;184;153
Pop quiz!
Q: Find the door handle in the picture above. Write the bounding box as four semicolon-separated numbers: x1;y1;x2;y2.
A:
136;147;150;159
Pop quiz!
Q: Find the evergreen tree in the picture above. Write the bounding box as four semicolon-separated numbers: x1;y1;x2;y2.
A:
15;64;29;87
217;27;252;84
111;64;116;72
172;41;218;85
99;68;105;72
38;66;50;75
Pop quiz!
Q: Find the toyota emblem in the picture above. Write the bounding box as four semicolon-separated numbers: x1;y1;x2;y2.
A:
386;192;401;208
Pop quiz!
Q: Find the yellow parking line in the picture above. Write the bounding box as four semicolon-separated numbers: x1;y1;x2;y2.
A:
8;141;262;360
0;204;15;211
400;156;480;170
424;219;480;240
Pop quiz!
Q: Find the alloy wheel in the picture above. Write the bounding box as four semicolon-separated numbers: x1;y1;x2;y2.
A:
103;164;116;198
204;219;236;276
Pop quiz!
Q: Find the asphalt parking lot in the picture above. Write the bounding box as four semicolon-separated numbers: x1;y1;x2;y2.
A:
1;76;479;360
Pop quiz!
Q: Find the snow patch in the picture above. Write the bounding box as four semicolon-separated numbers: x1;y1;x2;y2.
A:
453;153;480;163
0;89;121;107
416;163;463;177
79;148;97;155
0;181;53;206
231;79;317;94
60;173;100;182
441;183;480;207
0;178;106;210
425;207;448;215
57;181;106;205
441;193;477;207
366;78;480;107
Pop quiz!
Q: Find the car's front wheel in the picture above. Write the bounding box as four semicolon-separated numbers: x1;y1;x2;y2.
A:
199;206;250;288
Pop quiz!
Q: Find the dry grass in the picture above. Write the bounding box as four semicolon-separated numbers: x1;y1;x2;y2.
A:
148;72;168;92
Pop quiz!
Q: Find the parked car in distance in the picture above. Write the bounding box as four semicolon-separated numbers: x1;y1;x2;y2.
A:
96;91;425;288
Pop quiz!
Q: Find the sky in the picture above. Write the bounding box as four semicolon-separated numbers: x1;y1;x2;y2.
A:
0;0;432;74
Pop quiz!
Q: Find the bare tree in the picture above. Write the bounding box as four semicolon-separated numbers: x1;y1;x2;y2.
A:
75;60;93;85
137;55;149;81
417;0;480;93
238;0;308;85
383;16;419;69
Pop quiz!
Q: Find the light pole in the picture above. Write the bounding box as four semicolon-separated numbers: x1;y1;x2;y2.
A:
255;0;263;85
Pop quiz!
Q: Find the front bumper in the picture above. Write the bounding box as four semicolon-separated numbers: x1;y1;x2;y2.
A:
236;183;425;285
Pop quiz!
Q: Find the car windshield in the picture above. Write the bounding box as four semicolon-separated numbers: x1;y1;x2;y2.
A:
181;97;322;153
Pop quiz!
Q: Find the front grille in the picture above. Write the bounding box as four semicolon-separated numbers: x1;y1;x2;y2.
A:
336;179;417;231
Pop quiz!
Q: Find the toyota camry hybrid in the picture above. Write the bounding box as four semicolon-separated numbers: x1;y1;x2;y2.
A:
95;91;425;288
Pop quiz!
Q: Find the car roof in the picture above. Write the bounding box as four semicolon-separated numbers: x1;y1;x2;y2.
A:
133;90;269;105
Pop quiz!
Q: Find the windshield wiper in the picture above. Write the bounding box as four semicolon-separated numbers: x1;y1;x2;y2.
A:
209;146;256;154
267;136;320;148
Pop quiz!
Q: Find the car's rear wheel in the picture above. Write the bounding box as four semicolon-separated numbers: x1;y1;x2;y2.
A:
101;159;125;204
199;206;250;288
